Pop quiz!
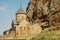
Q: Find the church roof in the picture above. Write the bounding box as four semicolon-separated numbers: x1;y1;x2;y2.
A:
16;6;25;14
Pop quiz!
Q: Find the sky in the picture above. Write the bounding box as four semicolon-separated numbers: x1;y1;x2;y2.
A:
0;0;29;35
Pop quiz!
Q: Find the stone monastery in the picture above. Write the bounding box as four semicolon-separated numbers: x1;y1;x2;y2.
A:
3;5;42;38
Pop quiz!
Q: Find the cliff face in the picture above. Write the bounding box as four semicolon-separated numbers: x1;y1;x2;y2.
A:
26;0;37;21
27;0;60;26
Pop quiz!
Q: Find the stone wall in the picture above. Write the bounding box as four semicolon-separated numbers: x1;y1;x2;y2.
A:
16;20;42;38
16;14;27;22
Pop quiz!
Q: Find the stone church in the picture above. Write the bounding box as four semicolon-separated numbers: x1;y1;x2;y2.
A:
3;6;42;38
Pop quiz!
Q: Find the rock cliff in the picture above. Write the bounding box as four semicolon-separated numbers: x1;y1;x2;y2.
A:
27;0;60;26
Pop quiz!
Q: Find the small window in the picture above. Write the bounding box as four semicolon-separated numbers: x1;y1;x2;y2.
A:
16;23;19;25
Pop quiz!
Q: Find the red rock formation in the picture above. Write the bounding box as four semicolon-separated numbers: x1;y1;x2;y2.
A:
26;0;60;26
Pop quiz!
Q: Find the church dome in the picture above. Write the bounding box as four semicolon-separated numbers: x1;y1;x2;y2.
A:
16;6;26;15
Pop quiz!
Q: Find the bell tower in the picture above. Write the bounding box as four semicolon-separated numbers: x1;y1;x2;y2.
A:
16;6;27;23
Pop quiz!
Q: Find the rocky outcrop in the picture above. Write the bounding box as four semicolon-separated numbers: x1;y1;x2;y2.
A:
26;0;37;21
27;0;60;26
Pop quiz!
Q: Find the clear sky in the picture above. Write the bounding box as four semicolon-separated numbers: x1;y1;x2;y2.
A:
0;0;29;35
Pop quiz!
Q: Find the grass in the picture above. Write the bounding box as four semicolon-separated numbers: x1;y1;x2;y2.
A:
31;30;60;40
0;30;60;40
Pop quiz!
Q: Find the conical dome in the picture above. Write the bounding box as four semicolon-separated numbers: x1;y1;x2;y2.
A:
16;6;25;14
